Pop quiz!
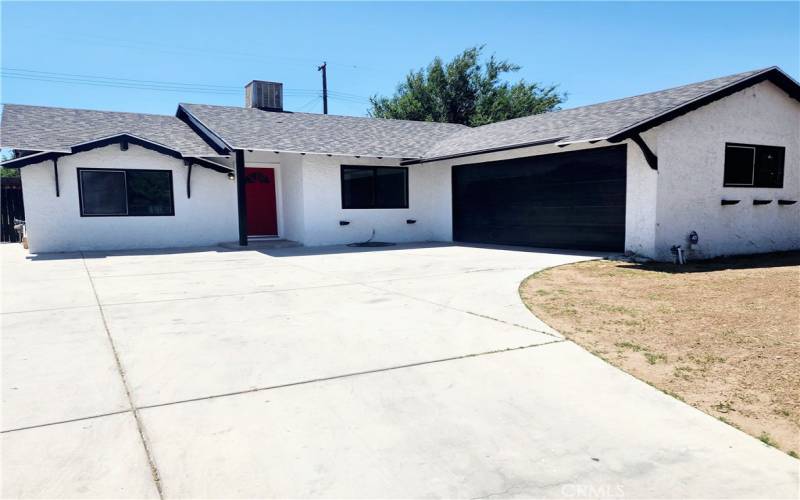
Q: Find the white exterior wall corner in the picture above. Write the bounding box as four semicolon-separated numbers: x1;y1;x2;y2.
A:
278;153;305;243
623;132;658;258
298;154;452;247
20;144;238;253
653;80;800;261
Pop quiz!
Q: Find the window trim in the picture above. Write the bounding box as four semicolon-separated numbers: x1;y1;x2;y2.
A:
340;165;409;209
77;168;175;217
723;142;785;188
78;169;128;216
722;144;756;187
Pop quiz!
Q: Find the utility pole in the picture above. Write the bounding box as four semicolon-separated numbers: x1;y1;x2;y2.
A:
317;61;328;114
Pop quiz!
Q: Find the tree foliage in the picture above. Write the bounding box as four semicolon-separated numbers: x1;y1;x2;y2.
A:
368;46;564;126
0;150;19;178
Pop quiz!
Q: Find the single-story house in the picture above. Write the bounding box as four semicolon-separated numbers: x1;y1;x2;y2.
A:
1;66;798;260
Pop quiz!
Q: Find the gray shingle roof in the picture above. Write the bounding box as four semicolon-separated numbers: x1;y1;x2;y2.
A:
0;104;219;157
421;68;771;159
3;68;795;165
180;103;467;158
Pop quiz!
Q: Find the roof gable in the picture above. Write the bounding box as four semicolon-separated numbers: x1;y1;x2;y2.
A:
418;67;800;161
0;104;220;157
1;132;232;172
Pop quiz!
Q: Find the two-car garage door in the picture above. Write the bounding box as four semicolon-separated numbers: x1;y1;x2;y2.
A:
452;145;627;251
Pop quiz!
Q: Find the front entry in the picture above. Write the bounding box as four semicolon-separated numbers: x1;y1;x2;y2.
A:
245;167;278;237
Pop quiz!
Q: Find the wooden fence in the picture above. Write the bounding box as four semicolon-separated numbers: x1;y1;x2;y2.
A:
1;177;25;243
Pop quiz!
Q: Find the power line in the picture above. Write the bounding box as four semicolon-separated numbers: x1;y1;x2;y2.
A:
296;96;323;112
3;67;238;90
318;88;369;100
12;28;385;73
1;68;311;95
1;68;371;101
1;72;241;95
327;95;372;105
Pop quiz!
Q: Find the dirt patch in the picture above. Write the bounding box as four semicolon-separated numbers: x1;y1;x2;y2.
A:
520;252;800;456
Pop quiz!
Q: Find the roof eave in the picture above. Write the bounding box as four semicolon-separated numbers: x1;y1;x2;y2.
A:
554;137;609;147
0;151;63;168
231;146;419;160
176;105;234;155
0;145;72;154
1;133;232;172
68;133;177;153
407;137;565;165
184;156;234;173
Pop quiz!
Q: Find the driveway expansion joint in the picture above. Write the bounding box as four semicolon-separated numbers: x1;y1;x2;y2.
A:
6;245;798;498
136;340;567;412
0;303;102;316
1;340;567;436
80;252;164;500
358;281;564;340
262;259;564;339
99;281;356;308
0;409;132;434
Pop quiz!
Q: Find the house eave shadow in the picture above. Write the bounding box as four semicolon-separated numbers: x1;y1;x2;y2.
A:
18;240;610;261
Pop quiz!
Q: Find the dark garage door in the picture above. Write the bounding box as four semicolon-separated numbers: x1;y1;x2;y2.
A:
452;145;626;251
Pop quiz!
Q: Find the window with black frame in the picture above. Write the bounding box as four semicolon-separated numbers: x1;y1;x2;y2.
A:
78;168;174;216
723;143;785;188
341;165;408;209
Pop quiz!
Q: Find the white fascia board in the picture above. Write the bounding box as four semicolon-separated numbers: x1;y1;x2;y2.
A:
554;137;610;146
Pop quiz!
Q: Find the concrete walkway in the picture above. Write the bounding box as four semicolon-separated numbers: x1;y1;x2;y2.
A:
1;243;796;498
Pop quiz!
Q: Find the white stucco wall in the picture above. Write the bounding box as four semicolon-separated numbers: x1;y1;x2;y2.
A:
402;80;798;261
20;144;237;253
284;140;652;251
295;154;452;246
21;80;795;257
624;130;659;257
653;81;800;260
277;153;305;243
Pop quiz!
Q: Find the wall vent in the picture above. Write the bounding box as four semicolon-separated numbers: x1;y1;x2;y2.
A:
245;80;283;111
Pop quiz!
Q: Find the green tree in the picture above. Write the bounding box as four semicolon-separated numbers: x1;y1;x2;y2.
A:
368;46;565;126
0;149;19;178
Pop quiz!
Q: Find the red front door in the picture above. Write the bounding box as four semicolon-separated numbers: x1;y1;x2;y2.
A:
245;167;278;236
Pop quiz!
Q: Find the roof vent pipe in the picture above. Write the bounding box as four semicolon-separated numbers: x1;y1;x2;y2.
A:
245;80;283;112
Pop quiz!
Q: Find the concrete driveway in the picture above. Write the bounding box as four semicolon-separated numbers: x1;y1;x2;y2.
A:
1;243;797;499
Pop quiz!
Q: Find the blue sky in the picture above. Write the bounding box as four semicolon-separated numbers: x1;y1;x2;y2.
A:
1;2;798;117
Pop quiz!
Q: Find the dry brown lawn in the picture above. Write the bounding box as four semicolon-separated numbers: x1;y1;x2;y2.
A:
520;252;800;456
